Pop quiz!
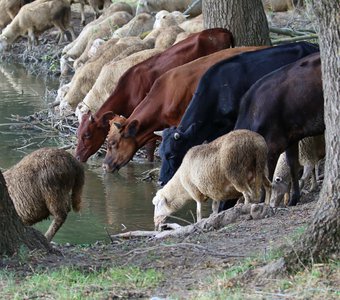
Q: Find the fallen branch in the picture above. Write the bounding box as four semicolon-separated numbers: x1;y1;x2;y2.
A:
272;34;318;45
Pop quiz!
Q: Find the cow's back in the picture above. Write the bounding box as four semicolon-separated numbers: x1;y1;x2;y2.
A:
235;52;324;143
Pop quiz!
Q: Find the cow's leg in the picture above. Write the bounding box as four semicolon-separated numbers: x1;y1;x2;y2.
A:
285;143;301;206
145;140;157;162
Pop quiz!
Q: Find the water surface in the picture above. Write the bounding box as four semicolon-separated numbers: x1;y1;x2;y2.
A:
0;62;207;244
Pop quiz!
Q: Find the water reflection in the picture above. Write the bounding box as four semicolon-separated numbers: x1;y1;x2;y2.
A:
0;62;210;244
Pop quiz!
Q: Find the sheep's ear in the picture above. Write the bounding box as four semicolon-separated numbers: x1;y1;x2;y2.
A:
124;120;139;138
153;194;167;206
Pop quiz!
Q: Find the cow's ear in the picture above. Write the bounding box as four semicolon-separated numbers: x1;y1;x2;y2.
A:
101;112;115;127
124;120;139;137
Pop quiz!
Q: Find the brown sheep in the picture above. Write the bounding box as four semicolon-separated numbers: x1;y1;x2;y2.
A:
0;0;75;51
153;130;272;227
3;148;85;242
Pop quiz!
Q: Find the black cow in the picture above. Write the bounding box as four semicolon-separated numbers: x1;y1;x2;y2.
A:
158;41;320;186
234;52;324;206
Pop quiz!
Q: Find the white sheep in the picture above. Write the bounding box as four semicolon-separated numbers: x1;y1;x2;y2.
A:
153;10;187;29
0;0;75;51
153;129;272;227
63;11;133;61
60;36;144;110
75;45;162;119
111;13;155;39
270;134;325;207
179;14;203;33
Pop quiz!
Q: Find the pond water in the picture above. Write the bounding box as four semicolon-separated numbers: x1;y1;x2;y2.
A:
0;62;207;244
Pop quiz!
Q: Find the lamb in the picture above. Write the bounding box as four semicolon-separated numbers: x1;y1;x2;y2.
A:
136;0;202;17
60;36;144;111
143;12;185;49
153;129;272;227
153;10;187;29
0;0;75;51
3;148;85;242
270;134;325;207
178;14;203;33
111;13;155;39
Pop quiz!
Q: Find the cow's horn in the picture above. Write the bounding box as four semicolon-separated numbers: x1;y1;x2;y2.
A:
154;130;163;137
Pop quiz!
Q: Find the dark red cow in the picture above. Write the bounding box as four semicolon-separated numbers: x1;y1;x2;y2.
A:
75;28;234;162
101;46;266;172
234;52;324;206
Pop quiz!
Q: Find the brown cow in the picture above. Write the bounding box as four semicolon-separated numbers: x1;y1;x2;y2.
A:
75;28;234;162
102;46;267;172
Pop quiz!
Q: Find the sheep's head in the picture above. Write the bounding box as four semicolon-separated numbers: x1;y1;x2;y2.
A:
270;176;290;207
152;192;173;229
0;35;9;52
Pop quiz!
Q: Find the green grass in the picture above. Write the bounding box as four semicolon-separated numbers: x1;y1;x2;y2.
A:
0;266;163;299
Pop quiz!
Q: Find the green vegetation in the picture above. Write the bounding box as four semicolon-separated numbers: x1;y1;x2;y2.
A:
0;266;163;300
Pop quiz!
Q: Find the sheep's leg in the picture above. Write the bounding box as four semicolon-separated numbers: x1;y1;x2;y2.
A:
79;2;86;26
45;213;67;242
27;29;35;50
196;201;202;222
299;163;314;191
262;180;272;205
211;200;220;214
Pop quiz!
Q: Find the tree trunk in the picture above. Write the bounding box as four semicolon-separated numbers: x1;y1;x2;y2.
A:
0;171;51;256
202;0;271;46
285;0;340;269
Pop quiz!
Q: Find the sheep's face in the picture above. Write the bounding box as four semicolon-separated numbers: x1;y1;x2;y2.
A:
152;192;173;229
270;176;290;207
0;35;9;51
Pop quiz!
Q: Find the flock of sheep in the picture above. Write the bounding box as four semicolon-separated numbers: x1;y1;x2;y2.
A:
0;0;324;242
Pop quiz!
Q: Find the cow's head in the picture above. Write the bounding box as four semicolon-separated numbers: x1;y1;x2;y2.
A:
75;111;114;162
157;123;197;186
102;117;139;172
